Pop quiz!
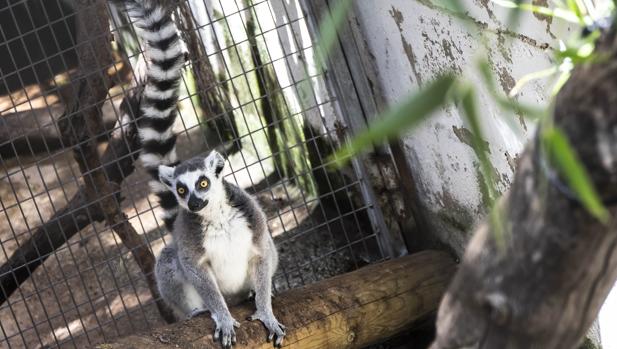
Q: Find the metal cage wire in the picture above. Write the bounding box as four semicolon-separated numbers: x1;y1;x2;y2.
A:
0;0;389;347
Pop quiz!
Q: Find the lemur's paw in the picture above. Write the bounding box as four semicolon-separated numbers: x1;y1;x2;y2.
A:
212;313;240;348
248;311;286;347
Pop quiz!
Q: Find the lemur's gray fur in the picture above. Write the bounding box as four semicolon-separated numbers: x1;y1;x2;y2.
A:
114;1;284;347
155;151;286;348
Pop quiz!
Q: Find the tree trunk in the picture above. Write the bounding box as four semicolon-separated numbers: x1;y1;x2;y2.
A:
244;1;283;175
431;29;617;349
176;2;240;151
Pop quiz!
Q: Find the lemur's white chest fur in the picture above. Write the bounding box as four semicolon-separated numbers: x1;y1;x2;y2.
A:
199;204;257;296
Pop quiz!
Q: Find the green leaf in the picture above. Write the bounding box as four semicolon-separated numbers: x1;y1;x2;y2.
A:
459;86;507;246
433;0;479;33
565;0;584;20
554;29;601;65
491;0;583;23
505;0;524;30
331;74;457;166
551;69;572;96
508;66;558;98
437;0;468;15
459;87;498;204
315;0;354;72
477;60;545;119
542;127;609;223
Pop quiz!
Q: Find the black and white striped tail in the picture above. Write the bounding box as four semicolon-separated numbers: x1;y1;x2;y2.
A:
116;0;184;230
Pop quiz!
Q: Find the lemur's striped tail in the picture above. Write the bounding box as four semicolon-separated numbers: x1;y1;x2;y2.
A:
116;0;183;230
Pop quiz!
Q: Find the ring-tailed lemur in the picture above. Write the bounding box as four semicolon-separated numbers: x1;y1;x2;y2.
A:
116;2;285;347
156;151;286;348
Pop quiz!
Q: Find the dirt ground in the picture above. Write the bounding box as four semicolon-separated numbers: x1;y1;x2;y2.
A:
0;87;380;348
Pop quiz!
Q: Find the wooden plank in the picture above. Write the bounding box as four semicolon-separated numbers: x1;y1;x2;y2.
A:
94;251;456;349
298;0;410;258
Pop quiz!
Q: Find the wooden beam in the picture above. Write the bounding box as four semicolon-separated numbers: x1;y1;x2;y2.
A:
94;251;456;348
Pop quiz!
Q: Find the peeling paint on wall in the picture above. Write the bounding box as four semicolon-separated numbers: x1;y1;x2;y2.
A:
452;126;491;154
390;6;423;84
353;0;563;255
496;65;516;94
476;0;497;21
532;0;556;39
504;151;519;173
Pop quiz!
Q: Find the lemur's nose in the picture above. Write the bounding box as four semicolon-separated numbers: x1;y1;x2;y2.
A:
188;194;208;212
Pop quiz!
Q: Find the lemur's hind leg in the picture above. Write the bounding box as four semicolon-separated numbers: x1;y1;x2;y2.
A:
247;252;286;347
155;246;205;319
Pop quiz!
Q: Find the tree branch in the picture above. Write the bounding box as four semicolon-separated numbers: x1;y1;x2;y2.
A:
0;106;119;159
58;0;175;323
0;111;140;304
431;29;617;349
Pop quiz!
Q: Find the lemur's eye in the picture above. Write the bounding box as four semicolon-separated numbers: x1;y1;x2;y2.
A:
200;180;208;188
177;187;186;195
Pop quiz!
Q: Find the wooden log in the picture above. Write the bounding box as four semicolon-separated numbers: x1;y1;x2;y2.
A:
94;251;456;349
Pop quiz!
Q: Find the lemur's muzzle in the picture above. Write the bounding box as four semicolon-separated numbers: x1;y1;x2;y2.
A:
188;194;208;212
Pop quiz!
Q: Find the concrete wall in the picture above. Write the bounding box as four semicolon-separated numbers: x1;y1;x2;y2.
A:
352;0;570;254
350;0;615;347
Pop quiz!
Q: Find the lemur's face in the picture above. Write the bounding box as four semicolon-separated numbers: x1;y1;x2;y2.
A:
158;151;226;213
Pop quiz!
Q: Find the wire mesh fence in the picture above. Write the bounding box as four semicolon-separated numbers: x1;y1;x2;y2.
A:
0;0;390;347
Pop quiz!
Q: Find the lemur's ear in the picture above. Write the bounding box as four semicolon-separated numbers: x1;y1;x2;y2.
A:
205;151;225;177
158;165;175;188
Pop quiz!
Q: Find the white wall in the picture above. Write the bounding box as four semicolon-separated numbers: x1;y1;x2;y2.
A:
353;0;567;253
